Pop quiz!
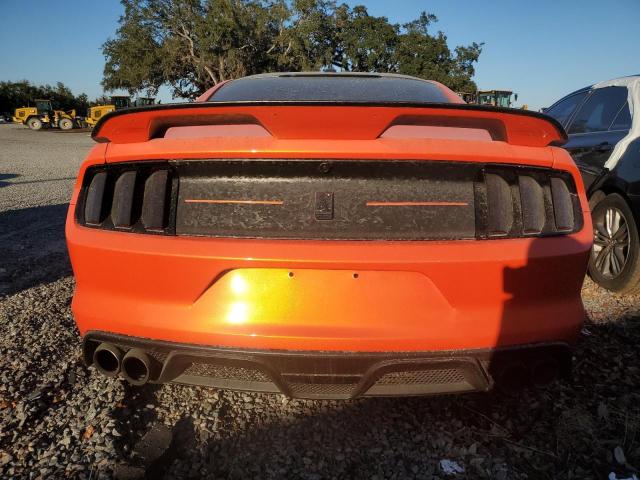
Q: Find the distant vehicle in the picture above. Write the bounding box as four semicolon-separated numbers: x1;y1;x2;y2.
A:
86;96;131;128
86;96;155;128
12;99;84;130
68;72;591;399
86;96;128;127
545;75;640;293
457;90;524;109
457;91;477;103
132;97;155;107
477;90;517;108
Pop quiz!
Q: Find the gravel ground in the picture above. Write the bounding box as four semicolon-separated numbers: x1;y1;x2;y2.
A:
1;123;640;479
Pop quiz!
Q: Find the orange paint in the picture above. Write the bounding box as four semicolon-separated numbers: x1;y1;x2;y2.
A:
184;199;284;205
365;201;468;207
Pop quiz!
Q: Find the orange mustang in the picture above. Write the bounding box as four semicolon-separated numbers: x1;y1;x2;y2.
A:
66;73;592;399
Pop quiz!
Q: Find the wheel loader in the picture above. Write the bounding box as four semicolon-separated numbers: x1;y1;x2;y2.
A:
85;96;155;128
85;96;130;128
12;99;85;130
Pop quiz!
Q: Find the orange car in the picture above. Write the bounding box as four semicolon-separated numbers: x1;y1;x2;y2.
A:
66;73;592;399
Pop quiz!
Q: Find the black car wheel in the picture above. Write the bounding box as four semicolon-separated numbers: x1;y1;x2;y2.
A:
589;193;640;293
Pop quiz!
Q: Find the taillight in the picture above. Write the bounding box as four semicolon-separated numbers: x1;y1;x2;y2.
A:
77;163;175;234
476;167;581;239
76;160;582;240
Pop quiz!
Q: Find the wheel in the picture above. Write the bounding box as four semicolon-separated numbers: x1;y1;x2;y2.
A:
27;117;42;130
58;118;74;130
588;193;640;293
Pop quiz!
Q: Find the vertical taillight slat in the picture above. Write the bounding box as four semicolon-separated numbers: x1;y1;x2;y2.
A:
550;177;575;231
518;176;545;234
141;170;169;231
84;172;107;225
485;173;513;236
111;171;137;228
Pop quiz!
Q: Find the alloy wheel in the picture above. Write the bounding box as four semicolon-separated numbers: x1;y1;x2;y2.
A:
592;207;630;278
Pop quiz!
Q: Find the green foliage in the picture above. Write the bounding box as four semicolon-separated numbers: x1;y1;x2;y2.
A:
0;81;90;115
103;0;483;99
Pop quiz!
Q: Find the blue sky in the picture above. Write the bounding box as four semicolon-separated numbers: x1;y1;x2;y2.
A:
0;0;638;110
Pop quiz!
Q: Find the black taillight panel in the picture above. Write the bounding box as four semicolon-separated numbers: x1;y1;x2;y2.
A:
76;162;177;235
75;160;582;240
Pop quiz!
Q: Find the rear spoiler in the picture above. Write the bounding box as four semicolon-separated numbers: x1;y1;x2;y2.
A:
92;102;567;147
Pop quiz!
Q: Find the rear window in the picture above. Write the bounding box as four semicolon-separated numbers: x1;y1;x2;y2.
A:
208;75;453;103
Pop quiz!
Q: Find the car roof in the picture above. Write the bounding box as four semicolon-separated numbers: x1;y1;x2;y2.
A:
547;75;639;111
593;74;640;90
206;72;460;104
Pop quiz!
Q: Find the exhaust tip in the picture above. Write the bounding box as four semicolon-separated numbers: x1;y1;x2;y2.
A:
93;343;123;377
122;349;158;386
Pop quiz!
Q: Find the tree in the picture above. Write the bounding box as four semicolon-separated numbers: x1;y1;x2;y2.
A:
102;0;483;99
333;5;398;72
394;13;482;93
0;80;92;115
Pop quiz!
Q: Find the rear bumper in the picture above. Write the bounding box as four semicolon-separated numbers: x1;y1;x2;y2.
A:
83;331;572;399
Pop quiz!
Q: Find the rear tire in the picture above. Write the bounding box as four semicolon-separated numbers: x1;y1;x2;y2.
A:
58;118;73;130
588;193;640;294
27;117;42;130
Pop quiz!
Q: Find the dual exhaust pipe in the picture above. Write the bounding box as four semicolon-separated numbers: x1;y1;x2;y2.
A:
93;343;160;385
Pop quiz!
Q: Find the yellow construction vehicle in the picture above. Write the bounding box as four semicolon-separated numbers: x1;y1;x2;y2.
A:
456;90;527;109
86;95;155;127
476;90;517;108
85;96;130;128
12;106;37;125
85;96;156;127
12;99;83;130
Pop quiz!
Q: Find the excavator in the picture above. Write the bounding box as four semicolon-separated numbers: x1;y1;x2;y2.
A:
12;99;84;130
85;96;155;128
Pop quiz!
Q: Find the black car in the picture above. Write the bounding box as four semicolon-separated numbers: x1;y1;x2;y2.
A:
545;76;640;293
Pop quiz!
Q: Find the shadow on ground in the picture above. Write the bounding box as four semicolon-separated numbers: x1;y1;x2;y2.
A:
106;314;640;480
0;203;71;296
101;228;633;479
0;173;20;188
